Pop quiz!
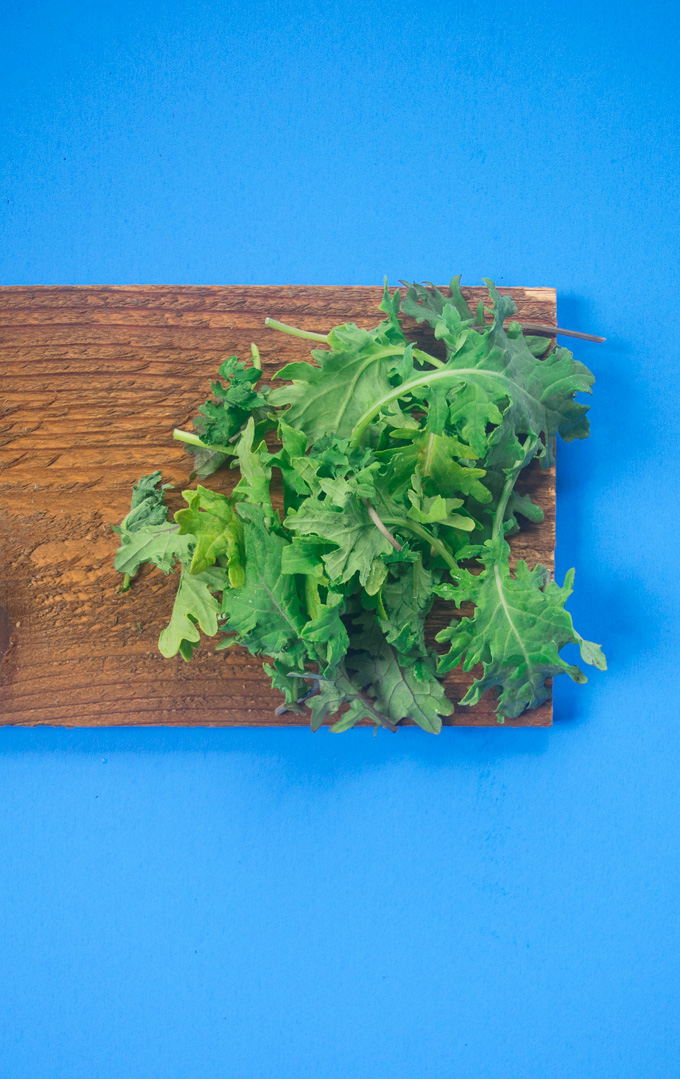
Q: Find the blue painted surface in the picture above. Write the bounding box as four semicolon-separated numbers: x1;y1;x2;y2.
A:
1;1;678;1075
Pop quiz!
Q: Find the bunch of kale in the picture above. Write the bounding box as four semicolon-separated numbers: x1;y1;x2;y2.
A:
113;278;605;732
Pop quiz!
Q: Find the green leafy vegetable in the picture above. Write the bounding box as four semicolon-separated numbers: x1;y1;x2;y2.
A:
112;472;192;583
159;564;229;661
113;277;605;730
268;322;402;440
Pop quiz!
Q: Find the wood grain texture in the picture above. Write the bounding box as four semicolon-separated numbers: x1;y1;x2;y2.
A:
0;284;556;728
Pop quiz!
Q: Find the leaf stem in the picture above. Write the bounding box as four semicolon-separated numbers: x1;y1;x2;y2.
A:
351;366;509;444
492;473;518;541
492;441;537;540
173;429;234;456
475;321;606;344
266;316;447;369
413;348;445;369
264;318;330;342
381;516;459;573
363;500;403;551
305;575;322;620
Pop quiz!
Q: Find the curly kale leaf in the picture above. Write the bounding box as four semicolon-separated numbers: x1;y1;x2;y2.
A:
184;349;273;478
435;536;606;720
313;613;452;734
174;485;245;583
269;317;406;441
380;279;594;469
113;472;193;579
159;564;229;660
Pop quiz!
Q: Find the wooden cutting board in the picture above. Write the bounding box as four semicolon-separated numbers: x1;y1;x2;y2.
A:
0;284;556;728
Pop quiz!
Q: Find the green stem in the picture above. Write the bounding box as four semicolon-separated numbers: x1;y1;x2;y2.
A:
173;429;235;456
492;473;517;541
413;348;445;369
351;366;509;444
366;345;445;369
492;442;537;540
264;318;330;342
382;517;459;573
305;575;322;621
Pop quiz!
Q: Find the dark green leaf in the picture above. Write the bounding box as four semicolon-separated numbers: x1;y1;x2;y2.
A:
269;323;401;440
284;496;393;587
220;503;308;661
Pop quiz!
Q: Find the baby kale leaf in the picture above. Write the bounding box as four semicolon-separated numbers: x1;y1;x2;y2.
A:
116;471;172;530
355;281;594;470
376;555;436;660
158;564;230;660
182;348;273;478
299;588;349;672
269;319;405;441
343;613;453;733
218;503;309;664
306;642;452;734
401;275;475;326
377;430;491;504
114;275;603;731
284;494;394;588
434;284;594;467
174;485;245;583
113;524;192;579
435;536;606;720
113;472;192;579
231;418;274;519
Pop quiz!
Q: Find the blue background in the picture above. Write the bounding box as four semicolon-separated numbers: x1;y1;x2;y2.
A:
1;1;678;1075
